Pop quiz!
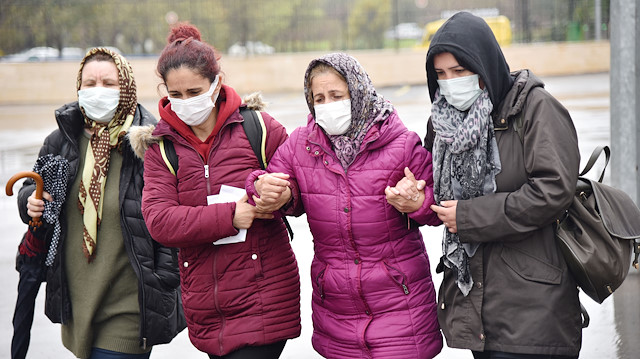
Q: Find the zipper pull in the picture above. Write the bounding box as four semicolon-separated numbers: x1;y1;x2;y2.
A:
204;165;209;178
402;284;409;295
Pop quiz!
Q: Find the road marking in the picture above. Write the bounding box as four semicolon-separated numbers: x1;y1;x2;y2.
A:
394;85;411;97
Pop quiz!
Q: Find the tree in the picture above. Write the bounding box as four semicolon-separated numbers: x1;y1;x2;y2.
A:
348;0;391;49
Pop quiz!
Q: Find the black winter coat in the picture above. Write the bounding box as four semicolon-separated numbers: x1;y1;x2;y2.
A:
17;102;186;349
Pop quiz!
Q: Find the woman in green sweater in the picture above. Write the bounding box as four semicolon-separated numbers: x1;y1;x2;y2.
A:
17;48;185;359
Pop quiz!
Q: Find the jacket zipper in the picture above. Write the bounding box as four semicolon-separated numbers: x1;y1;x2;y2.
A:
120;182;148;348
204;164;211;194
161;132;212;195
213;250;224;353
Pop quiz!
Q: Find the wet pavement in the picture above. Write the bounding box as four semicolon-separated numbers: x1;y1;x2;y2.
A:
0;72;634;358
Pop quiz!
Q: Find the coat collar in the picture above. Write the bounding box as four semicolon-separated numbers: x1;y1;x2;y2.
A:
493;70;544;129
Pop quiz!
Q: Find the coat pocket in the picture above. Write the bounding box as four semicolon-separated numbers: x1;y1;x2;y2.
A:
501;245;563;284
382;260;410;295
311;260;327;302
315;268;326;301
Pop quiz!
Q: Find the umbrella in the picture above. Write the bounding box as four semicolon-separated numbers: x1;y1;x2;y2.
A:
6;155;70;359
6;171;46;359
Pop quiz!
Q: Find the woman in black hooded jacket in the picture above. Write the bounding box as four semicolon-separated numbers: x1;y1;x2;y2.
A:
416;11;582;359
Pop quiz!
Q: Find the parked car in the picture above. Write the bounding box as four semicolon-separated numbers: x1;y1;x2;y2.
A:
0;46;97;62
1;47;59;62
228;41;275;56
384;23;424;40
61;47;85;60
419;15;512;48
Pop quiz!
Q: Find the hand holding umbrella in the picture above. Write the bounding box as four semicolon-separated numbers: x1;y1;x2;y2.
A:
6;171;44;231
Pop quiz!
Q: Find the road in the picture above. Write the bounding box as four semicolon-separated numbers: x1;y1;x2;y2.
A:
1;72;634;358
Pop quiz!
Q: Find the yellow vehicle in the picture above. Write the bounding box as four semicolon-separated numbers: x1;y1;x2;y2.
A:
419;15;512;48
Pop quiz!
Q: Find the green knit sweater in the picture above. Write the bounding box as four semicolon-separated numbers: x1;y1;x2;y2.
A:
61;133;149;358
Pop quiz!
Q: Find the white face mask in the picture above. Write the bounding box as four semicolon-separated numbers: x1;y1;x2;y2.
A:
314;99;352;136
77;87;120;123
437;74;483;111
168;75;220;126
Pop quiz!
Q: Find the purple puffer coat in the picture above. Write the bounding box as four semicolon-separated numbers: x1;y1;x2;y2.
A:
247;110;443;358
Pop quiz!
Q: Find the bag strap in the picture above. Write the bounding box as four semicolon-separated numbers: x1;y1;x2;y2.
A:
579;145;610;183
580;302;590;328
157;108;267;175
157;109;294;240
239;107;268;170
159;139;178;176
239;107;294;240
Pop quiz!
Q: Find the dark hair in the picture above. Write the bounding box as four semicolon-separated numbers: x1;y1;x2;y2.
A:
156;22;221;84
84;51;115;65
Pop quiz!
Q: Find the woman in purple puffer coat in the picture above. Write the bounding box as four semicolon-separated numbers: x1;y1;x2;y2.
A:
245;53;443;358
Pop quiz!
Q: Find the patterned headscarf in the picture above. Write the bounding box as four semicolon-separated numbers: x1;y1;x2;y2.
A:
431;88;501;296
303;53;394;169
76;47;137;262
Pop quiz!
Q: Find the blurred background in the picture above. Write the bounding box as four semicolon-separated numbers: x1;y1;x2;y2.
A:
0;0;607;59
3;1;638;358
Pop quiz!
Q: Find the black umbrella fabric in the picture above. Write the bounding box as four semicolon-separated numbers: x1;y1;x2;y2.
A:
12;232;47;359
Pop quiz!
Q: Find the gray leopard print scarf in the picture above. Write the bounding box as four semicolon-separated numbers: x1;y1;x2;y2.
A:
431;87;501;296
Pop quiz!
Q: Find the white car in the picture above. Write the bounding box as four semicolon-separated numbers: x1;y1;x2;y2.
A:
1;46;92;62
228;41;275;56
384;23;424;40
1;47;59;62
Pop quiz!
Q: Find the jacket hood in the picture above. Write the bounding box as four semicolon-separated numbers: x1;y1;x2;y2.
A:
496;69;545;121
128;91;268;160
426;11;513;111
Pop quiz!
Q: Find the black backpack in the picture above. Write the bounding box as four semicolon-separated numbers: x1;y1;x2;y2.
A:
158;107;293;239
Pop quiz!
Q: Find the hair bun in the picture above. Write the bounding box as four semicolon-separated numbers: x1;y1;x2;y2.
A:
168;23;202;43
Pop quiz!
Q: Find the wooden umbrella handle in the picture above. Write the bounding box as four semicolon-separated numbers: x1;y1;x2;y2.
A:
6;171;44;227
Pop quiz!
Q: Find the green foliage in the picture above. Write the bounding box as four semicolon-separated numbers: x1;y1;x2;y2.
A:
0;0;610;57
348;0;391;49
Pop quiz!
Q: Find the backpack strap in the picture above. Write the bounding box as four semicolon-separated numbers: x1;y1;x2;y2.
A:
239;107;268;170
579;145;610;182
159;139;178;176
160;108;266;176
158;109;294;239
239;107;294;240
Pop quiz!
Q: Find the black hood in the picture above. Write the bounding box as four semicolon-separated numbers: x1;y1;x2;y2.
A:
425;11;513;111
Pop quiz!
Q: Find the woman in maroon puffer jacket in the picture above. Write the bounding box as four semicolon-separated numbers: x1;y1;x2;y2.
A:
138;23;300;359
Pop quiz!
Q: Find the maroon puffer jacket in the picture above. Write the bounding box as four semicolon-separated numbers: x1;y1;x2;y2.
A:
138;96;300;355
